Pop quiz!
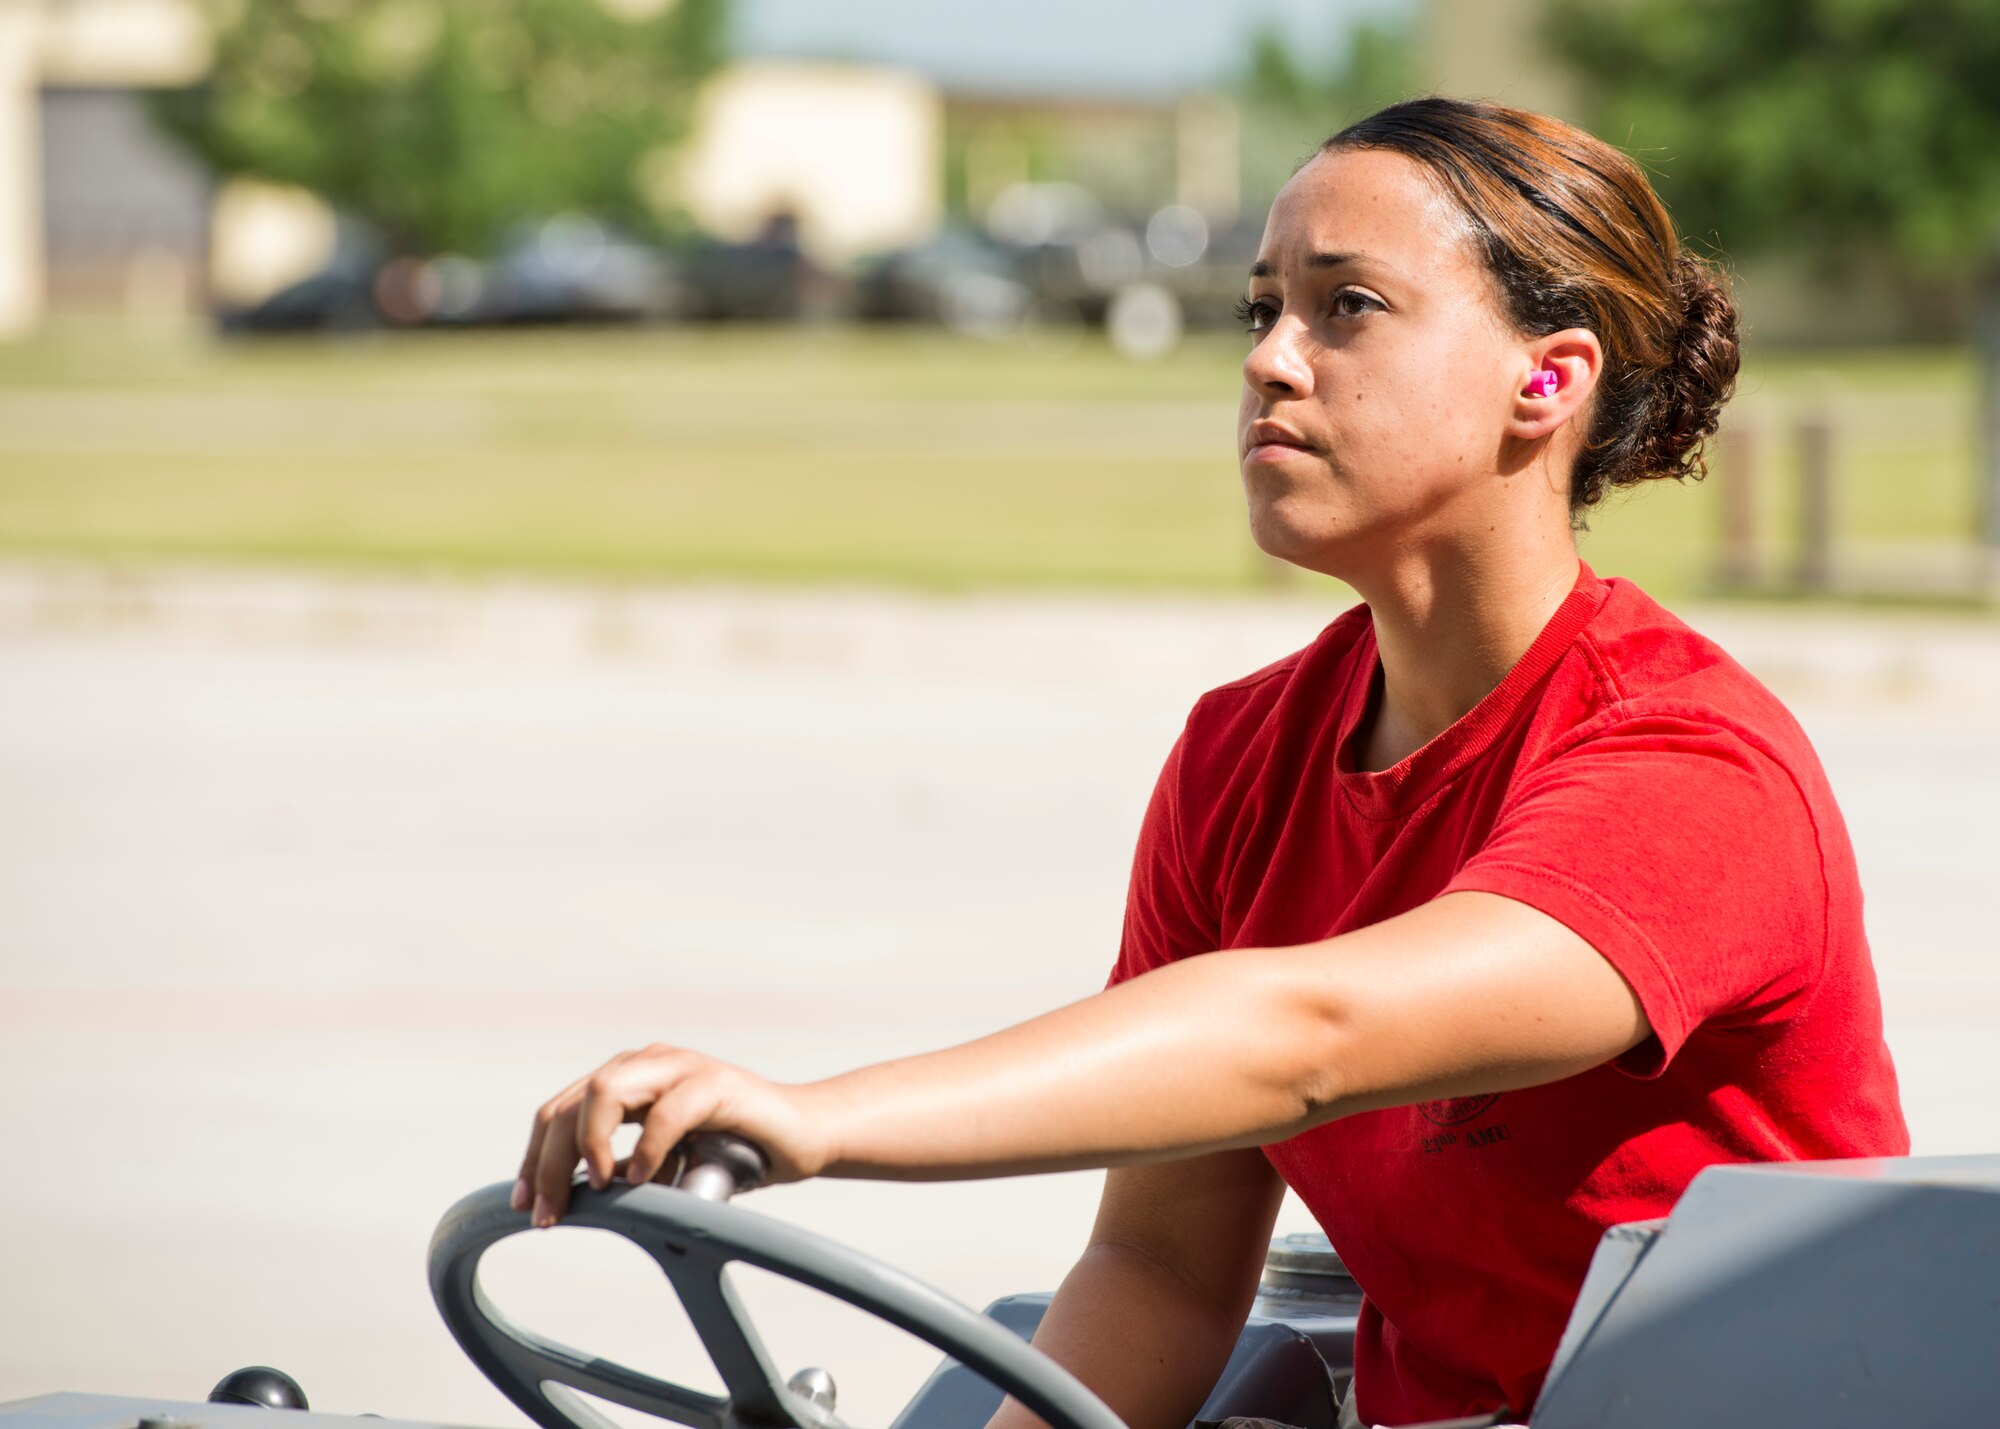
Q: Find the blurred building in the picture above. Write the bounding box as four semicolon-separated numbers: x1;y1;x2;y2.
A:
1;0;357;331
0;0;212;335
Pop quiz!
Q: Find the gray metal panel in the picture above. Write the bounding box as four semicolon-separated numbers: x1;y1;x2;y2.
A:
1530;1155;2000;1429
1533;1219;1662;1405
0;1393;469;1429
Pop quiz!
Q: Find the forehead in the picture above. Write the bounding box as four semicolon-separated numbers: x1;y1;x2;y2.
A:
1253;146;1478;283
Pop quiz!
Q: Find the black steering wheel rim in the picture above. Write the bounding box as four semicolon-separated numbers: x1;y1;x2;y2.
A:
428;1179;1128;1429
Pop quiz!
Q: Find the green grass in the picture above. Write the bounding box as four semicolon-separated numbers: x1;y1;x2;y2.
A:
0;318;1980;601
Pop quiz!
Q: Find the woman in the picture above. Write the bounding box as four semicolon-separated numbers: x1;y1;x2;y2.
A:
511;98;1908;1427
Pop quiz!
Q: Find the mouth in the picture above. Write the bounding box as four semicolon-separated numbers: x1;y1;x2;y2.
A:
1243;421;1317;463
1244;440;1315;462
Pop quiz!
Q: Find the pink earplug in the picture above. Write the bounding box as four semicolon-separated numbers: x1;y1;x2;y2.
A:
1526;369;1560;398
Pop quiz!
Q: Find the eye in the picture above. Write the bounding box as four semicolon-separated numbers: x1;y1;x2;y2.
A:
1331;288;1384;319
1233;295;1276;334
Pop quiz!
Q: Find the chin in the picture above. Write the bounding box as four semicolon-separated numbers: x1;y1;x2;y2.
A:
1248;501;1365;580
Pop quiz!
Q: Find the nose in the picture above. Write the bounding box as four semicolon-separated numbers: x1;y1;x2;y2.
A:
1242;314;1314;400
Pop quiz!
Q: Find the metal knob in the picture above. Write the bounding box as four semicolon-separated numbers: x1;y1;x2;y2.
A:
674;1132;770;1202
786;1366;837;1413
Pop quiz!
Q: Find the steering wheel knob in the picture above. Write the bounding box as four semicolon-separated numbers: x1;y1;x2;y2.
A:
675;1132;769;1202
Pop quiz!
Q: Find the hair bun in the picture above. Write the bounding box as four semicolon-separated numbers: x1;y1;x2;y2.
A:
1628;253;1741;486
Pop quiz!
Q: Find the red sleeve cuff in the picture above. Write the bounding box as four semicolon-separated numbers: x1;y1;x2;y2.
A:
1444;860;1694;1078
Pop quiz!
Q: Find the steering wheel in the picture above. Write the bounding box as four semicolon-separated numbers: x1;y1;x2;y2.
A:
429;1134;1127;1429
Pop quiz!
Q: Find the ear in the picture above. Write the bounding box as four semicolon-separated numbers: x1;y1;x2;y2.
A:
1507;329;1603;442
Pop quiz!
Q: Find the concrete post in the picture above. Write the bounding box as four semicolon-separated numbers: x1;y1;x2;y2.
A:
1714;419;1759;591
1977;268;2000;590
1794;403;1836;593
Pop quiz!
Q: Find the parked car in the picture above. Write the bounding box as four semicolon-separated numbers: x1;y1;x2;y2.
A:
482;214;685;324
217;214;686;332
853;229;1037;335
675;212;844;323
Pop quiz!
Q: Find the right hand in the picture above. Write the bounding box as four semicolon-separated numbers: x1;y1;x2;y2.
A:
512;1042;837;1228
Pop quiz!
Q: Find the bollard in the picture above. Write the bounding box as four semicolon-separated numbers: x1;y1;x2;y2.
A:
1794;404;1836;593
1714;419;1759;590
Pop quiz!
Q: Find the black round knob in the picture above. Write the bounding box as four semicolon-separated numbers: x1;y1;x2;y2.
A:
209;1366;309;1411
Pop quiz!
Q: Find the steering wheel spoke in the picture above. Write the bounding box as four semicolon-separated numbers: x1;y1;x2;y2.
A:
465;1278;735;1429
653;1255;797;1426
523;1338;732;1429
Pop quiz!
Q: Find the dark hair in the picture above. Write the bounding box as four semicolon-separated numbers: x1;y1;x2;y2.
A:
1324;97;1740;515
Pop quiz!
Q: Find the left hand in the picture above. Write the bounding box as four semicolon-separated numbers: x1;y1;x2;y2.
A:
512;1043;836;1227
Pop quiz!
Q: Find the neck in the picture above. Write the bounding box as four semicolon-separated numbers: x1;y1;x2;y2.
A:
1349;540;1581;773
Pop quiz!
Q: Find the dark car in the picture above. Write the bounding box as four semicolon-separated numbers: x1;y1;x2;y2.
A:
854;229;1037;334
217;215;686;332
674;212;844;322
214;261;381;334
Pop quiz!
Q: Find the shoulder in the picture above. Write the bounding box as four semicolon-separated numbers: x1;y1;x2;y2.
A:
1559;577;1821;771
1525;579;1853;948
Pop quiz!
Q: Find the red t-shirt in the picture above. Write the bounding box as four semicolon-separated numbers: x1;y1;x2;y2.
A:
1103;562;1907;1426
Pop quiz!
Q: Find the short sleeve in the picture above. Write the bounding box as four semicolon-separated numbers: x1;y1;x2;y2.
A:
1105;725;1221;990
1444;711;1828;1077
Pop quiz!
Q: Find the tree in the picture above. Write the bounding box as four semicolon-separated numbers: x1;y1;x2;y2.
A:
154;0;729;257
1545;0;2000;554
1233;15;1419;210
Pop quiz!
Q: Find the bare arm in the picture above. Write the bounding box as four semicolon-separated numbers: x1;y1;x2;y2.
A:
801;891;1646;1177
518;891;1647;1221
985;1150;1285;1429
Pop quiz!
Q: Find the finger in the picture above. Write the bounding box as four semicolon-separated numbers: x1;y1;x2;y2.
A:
523;1048;643;1211
615;1138;688;1188
576;1058;659;1191
610;1151;681;1185
626;1076;726;1187
515;1072;592;1211
532;1093;591;1227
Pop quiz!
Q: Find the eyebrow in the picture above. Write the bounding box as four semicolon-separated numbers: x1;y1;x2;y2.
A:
1248;251;1367;280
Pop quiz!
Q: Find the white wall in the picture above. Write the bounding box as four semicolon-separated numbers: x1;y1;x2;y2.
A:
671;61;942;263
0;7;44;338
36;0;209;86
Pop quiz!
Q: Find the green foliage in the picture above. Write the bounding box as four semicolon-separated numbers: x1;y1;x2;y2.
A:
153;0;729;256
1546;0;2000;275
1241;16;1416;125
1234;15;1420;205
